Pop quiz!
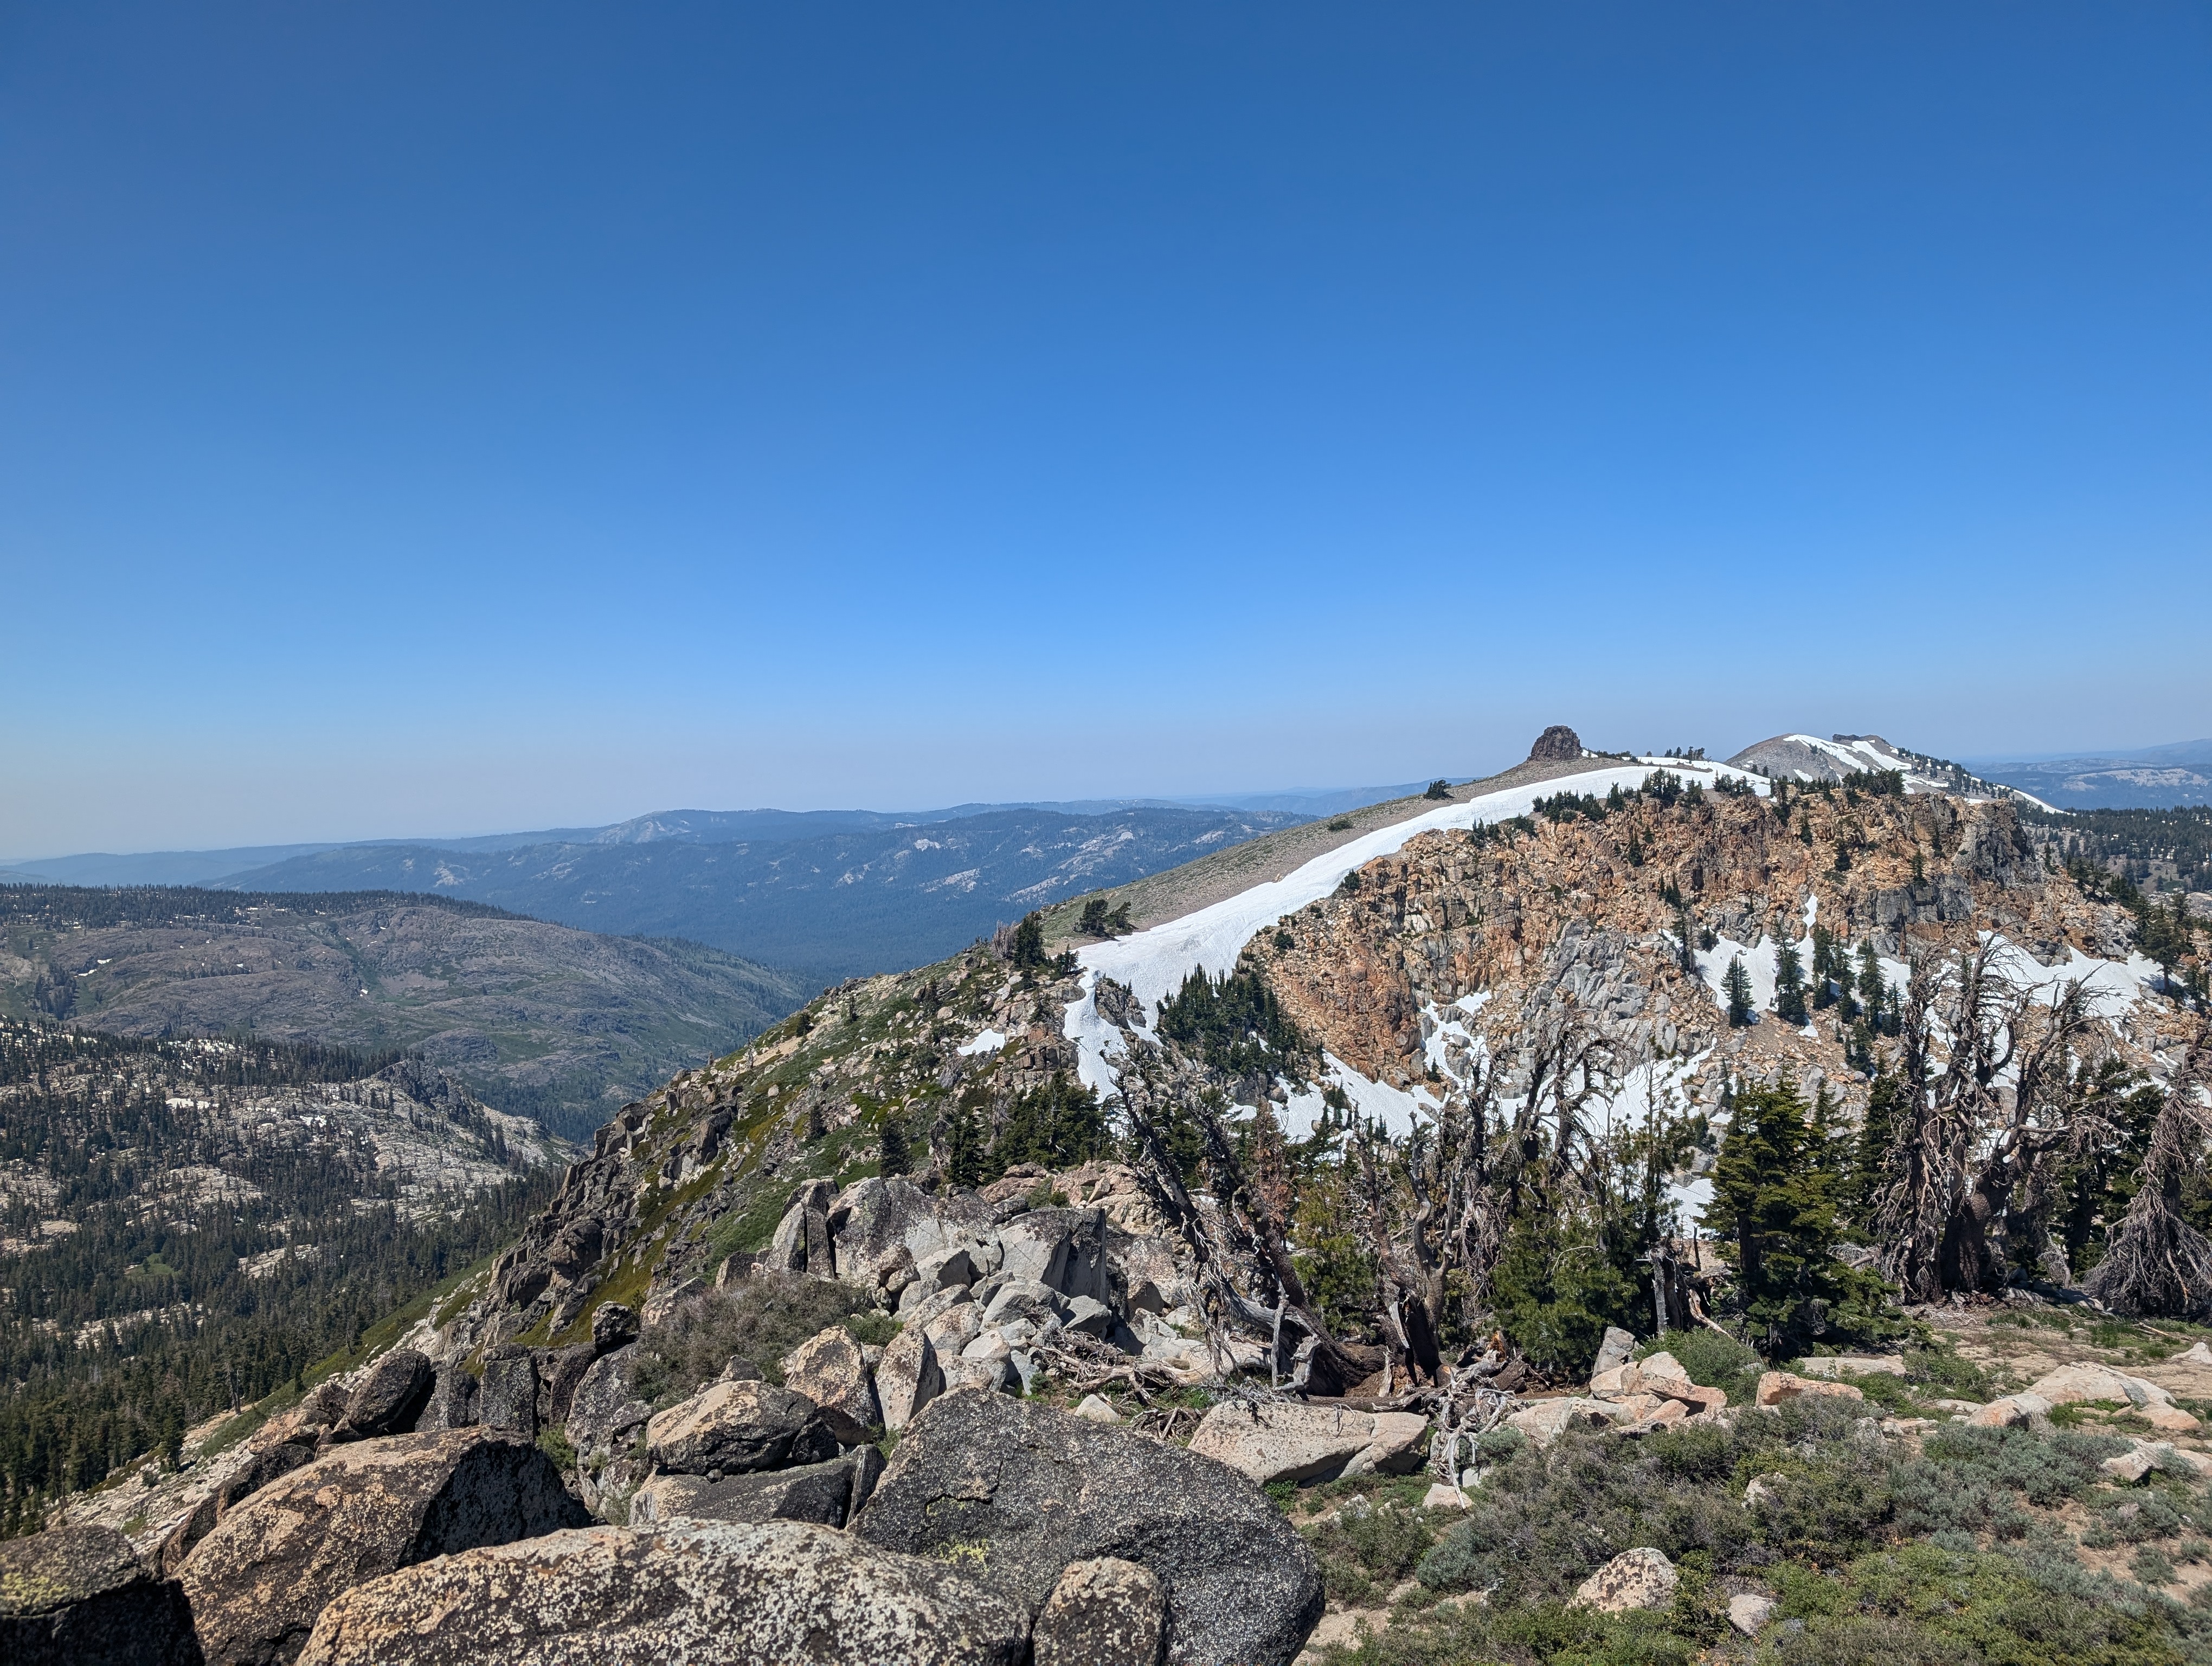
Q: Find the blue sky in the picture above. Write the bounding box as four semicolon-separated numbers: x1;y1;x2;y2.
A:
3;3;2208;855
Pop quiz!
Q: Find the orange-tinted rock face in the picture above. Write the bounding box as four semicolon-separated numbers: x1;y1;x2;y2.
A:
1247;784;2158;1113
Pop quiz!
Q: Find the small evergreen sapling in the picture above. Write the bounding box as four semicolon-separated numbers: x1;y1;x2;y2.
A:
1724;956;1755;1027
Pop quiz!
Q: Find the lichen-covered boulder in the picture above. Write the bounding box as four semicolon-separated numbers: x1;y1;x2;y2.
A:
876;1325;944;1431
1571;1546;1677;1613
1753;1371;1862;1408
590;1302;641;1352
996;1208;1109;1303
1032;1556;1167;1666
645;1379;838;1476
780;1325;882;1443
0;1523;198;1666
335;1348;435;1440
535;1342;599;1430
564;1343;652;1462
159;1436;318;1574
478;1347;538;1439
177;1428;588;1666
853;1391;1322;1666
294;1521;1031;1666
416;1364;478;1432
1187;1399;1380;1485
630;1446;883;1530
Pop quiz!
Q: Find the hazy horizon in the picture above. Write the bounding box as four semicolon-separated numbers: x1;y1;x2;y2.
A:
7;7;2207;857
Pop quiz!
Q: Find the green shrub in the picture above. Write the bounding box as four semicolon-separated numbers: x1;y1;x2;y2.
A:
1644;1329;1761;1402
1901;1344;1991;1400
842;1310;899;1347
1780;1541;2196;1666
633;1274;879;1403
1417;1399;1888;1603
1307;1499;1438;1604
2132;1546;2178;1587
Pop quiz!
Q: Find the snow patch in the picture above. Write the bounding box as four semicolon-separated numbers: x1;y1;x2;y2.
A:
1077;765;1730;1017
956;1029;1007;1057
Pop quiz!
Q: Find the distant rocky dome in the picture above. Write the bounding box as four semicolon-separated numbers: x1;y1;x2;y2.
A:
1528;726;1584;762
1726;733;1905;783
1723;733;2043;806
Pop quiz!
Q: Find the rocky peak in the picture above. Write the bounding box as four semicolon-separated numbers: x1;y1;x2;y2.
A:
1527;724;1585;762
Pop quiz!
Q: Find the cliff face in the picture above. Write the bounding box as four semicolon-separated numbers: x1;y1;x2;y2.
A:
1251;788;2110;1091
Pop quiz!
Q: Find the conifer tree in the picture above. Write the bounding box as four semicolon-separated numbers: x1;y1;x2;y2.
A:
1724;956;1754;1027
1702;1078;1847;1352
1009;912;1047;969
1855;941;1887;1020
879;1113;912;1176
1775;941;1809;1026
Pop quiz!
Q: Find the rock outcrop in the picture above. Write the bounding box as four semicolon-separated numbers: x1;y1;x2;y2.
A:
294;1521;1033;1666
629;1446;884;1530
853;1391;1323;1666
644;1379;839;1476
177;1429;588;1666
0;1523;199;1666
1528;725;1584;762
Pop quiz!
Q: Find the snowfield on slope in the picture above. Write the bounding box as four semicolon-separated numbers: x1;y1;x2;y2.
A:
1064;761;1764;1098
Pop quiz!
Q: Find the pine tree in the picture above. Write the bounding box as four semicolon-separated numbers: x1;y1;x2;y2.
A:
1810;926;1841;1010
1702;1078;1848;1352
1855;941;1887;1018
1008;912;1047;969
879;1114;911;1177
943;1104;985;1188
1724;956;1754;1027
1775;941;1809;1026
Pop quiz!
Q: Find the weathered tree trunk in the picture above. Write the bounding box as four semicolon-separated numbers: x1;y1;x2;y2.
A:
2084;1029;2212;1318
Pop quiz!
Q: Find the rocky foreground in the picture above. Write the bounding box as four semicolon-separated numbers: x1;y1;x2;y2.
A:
19;1226;2212;1666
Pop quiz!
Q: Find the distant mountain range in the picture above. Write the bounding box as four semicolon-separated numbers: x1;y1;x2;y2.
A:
0;793;1406;889
203;805;1306;985
1966;740;2212;811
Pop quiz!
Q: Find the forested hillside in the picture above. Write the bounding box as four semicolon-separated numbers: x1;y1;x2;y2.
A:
0;1018;562;1534
0;885;799;1138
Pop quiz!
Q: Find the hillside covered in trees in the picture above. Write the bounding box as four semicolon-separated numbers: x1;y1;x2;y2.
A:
0;1018;564;1535
0;884;798;1138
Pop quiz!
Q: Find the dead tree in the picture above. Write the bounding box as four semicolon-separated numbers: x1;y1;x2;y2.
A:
2084;1027;2212;1318
1881;942;2108;1299
1876;958;1951;1301
1116;1049;1379;1394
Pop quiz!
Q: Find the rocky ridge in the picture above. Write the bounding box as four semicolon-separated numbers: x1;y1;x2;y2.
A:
18;728;2212;1664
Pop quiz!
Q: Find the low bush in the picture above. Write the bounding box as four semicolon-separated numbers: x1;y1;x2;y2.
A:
1776;1540;2203;1666
1643;1328;1762;1404
1417;1399;1889;1604
631;1274;880;1404
1306;1498;1439;1605
1902;1344;1992;1400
